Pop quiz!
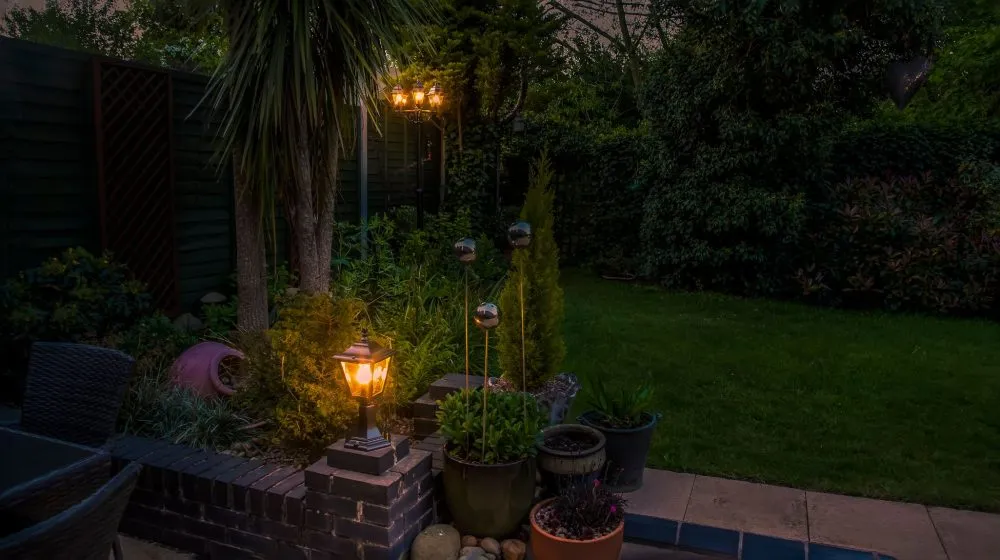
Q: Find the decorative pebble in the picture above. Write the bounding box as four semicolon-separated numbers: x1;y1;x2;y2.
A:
501;539;526;560
461;535;479;547
480;538;500;555
411;524;461;560
484;554;496;560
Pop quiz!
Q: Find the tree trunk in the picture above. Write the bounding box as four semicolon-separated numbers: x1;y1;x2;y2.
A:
233;154;269;332
315;142;339;290
291;125;323;294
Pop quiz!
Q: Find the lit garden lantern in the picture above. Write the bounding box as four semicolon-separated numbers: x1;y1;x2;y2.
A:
334;329;395;451
389;81;444;123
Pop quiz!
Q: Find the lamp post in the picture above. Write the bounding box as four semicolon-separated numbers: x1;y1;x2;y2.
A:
389;81;444;228
334;329;395;452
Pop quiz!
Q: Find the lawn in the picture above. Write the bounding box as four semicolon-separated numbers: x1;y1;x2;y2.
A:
562;271;1000;511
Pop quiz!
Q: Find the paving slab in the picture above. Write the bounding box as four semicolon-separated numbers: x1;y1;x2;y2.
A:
928;506;1000;560
806;491;947;560
621;541;730;559
624;469;696;521
683;476;807;541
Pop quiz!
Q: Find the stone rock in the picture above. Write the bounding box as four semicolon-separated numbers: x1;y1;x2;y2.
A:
480;538;500;555
172;313;203;332
285;287;300;297
484;555;496;560
461;536;478;548
459;546;484;558
501;539;526;560
411;524;461;560
200;292;227;304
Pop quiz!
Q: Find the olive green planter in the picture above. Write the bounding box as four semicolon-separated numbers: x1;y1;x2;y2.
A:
442;448;537;539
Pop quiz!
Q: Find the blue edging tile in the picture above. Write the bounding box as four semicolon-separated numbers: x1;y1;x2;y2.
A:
877;555;897;560
742;533;806;560
624;513;678;546
677;522;739;556
809;542;878;560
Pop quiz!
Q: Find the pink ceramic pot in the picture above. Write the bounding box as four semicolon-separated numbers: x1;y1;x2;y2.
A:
169;342;244;397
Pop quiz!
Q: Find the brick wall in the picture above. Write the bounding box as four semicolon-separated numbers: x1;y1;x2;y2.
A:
109;435;442;560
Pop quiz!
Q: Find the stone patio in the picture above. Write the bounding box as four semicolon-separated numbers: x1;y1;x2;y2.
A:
622;468;1000;560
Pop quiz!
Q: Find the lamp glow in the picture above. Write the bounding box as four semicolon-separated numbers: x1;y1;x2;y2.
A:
334;330;395;451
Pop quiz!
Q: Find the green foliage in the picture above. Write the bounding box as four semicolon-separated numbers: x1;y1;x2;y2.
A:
98;314;198;379
640;0;942;294
118;373;256;450
0;0;225;72
586;377;656;429
235;294;360;458
498;154;565;390
797;164;1000;314
201;264;295;337
1;0;139;58
334;212;505;407
0;248;152;344
437;388;544;464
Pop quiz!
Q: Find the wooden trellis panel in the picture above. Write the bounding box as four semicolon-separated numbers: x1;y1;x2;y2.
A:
93;60;178;312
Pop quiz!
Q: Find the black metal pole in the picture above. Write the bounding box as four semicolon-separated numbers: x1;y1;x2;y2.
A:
416;121;425;229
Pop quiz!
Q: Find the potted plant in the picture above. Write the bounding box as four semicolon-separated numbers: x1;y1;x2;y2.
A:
496;154;580;425
437;387;545;538
530;479;627;560
535;423;605;497
579;377;659;491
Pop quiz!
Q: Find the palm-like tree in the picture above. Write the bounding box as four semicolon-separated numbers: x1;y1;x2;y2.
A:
205;0;434;330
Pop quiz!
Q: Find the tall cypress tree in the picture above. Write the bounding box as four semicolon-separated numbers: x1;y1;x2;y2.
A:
498;153;565;391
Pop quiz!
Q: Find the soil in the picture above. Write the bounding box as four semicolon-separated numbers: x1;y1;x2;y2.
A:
544;432;599;453
534;502;621;541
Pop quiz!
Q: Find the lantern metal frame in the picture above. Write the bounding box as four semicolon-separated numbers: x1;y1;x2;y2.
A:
334;329;396;452
389;81;444;125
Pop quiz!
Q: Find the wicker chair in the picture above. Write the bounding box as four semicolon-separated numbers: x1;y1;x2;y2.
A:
0;462;140;560
20;342;135;447
0;451;113;532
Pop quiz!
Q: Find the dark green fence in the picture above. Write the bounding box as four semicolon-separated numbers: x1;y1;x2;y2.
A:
0;38;440;312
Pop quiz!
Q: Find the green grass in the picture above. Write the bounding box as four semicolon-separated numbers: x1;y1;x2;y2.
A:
562;271;1000;511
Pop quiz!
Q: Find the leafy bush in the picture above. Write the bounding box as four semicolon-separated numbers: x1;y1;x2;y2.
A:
437;388;545;464
335;212;504;407
498;154;565;391
797;164;1000;314
585;377;656;429
97;314;197;378
639;0;941;294
0;248;152;343
235;293;360;459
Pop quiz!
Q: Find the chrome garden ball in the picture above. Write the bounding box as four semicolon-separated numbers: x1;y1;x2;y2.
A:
453;237;477;264
474;302;500;330
507;221;532;249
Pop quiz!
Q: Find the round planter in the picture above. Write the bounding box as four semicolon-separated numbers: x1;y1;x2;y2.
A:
529;498;625;560
536;424;606;495
579;411;659;492
442;448;536;539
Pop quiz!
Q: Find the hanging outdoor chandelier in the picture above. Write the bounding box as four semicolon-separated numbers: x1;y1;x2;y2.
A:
390;81;443;124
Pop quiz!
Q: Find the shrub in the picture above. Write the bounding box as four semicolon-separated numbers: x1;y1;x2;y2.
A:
585;377;656;429
797;163;1000;314
96;314;198;378
639;0;941;294
437;388;545;464
0;247;152;343
201;264;295;336
235;293;360;459
335;212;504;407
498;153;565;391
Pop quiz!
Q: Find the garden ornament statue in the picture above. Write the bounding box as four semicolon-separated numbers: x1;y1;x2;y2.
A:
474;302;500;459
454;238;477;393
334;329;395;451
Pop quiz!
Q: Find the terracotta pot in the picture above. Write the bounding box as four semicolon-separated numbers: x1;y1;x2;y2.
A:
443;448;536;539
529;498;625;560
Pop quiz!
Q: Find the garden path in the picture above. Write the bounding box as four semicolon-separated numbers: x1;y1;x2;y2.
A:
626;468;1000;560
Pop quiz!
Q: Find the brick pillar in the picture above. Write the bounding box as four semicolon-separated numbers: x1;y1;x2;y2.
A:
304;435;435;560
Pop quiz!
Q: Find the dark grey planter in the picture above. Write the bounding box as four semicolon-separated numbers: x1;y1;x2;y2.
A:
579;411;659;492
